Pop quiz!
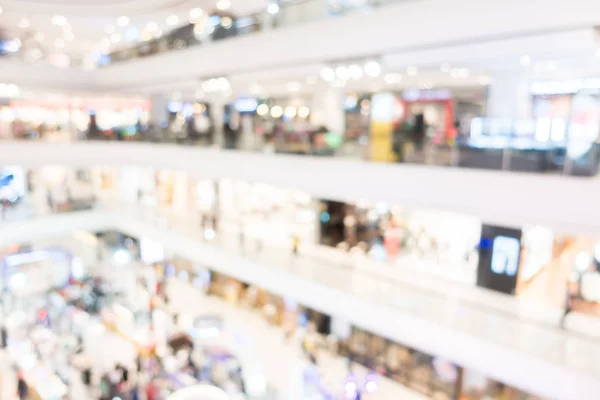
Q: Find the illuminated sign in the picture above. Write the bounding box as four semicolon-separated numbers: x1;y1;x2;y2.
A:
531;77;600;95
402;88;451;102
234;98;258;113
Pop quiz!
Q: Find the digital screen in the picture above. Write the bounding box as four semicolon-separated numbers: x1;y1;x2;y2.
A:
491;236;520;276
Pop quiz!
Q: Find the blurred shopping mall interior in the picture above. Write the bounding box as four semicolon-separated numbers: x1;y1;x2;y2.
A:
0;0;600;399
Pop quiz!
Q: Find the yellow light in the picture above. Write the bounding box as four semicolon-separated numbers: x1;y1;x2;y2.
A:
298;106;310;118
256;104;269;116
166;15;179;26
270;105;283;118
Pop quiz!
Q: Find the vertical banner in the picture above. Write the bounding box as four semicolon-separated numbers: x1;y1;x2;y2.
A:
370;93;396;162
476;224;522;294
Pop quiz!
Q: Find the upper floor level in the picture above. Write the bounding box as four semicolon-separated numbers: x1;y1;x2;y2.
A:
0;140;598;236
1;0;600;93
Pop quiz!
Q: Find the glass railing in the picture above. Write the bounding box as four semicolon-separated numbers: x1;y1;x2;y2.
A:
100;0;403;67
3;127;599;176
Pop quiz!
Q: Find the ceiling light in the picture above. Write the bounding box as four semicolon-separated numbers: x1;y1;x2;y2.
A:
534;62;545;73
364;60;381;77
189;8;204;22
110;33;122;43
267;3;280;14
320;67;335;82
450;68;469;78
216;0;231;10
0;7;3;15
35;32;45;42
193;23;204;38
332;79;346;88
284;106;297;118
105;25;115;34
298;106;310;119
166;15;179;26
440;63;451;73
217;77;230;91
520;55;531;66
125;27;139;41
54;39;65;48
335;66;350;80
407;66;418;76
384;73;402;84
287;81;301;92
478;76;491;86
18;18;30;29
221;16;233;29
117;16;130;27
348;64;363;79
52;15;67;26
270;105;283;118
256;104;269;116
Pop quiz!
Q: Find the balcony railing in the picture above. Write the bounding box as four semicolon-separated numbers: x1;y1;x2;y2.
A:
101;0;403;67
4;127;599;177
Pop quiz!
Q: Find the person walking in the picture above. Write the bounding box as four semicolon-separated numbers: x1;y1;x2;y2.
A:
17;372;28;400
239;224;245;252
1;325;7;348
560;283;573;329
292;235;300;257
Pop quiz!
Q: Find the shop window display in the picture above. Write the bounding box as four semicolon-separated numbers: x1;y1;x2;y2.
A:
218;179;317;245
320;199;481;282
478;224;600;320
343;327;459;399
460;369;543;400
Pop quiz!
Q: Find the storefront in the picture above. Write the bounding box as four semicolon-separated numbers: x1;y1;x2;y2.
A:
319;199;481;283
218;179;318;245
0;97;149;141
253;97;315;154
29;166;96;211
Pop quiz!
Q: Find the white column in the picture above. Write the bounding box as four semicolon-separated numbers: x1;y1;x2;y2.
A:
150;93;169;128
486;74;532;118
210;98;226;147
310;89;345;134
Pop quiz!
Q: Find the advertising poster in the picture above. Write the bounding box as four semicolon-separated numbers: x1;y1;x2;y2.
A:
476;224;523;294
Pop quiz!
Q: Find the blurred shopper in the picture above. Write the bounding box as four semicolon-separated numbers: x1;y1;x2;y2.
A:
560;283;573;329
17;372;28;400
292;235;300;257
239;224;245;251
99;373;111;400
256;236;263;253
146;380;158;400
1;324;7;348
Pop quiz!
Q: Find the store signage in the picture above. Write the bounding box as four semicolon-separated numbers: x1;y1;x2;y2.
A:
531;78;600;95
402;88;451;102
234;98;258;113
